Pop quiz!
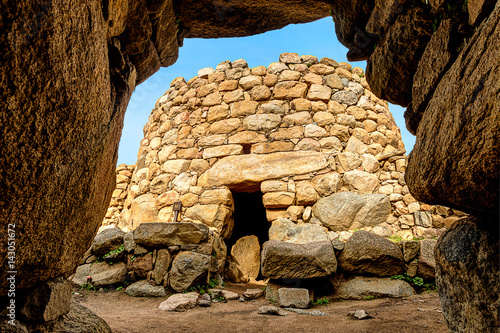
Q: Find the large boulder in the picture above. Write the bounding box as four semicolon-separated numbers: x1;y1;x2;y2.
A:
261;240;336;279
129;194;159;228
230;235;261;279
133;222;209;247
131;252;154;278
91;227;125;256
72;262;127;287
197;151;328;191
125;280;166;297
169;251;212;292
337;231;404;276
406;2;499;216
158;292;199;312
435;216;499;332
417;239;437;280
366;6;433;106
175;1;330;38
268;218;329;244
312;192;391;231
278;288;310;309
0;0;136;294
334;277;416;300
184;205;233;238
39;300;112;333
151;249;172;285
18;278;72;323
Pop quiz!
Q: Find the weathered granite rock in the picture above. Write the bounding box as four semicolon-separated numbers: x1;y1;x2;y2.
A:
91;227;125;256
435;216;499;332
175;1;330;38
133;222;209;247
261;240;336;279
40;300;112;333
335;277;415;299
400;241;420;263
347;309;372;320
125;280;166;297
209;289;239;301
19;278;72;322
268;218;329;244
151;249;172;285
366;6;433;106
343;170;379;194
132;252;154;278
169;252;211;292
312;192;391;231
184;205;233;238
0;0;136;294
243;288;265;300
278;288;310;309
417;239;437;280
407;19;467;135
130;194;158;228
72;262;127;287
338;231;404;276
158;292;199;312
198;151;328;191
406;3;499;216
258;306;288;316
231;235;261;279
197;293;212;307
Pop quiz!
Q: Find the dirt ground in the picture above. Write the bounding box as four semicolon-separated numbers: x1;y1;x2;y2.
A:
77;283;448;333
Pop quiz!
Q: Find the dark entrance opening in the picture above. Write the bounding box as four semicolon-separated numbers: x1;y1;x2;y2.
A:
226;191;270;251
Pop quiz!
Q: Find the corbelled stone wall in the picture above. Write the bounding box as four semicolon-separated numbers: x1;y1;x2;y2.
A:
102;164;134;226
104;54;462;242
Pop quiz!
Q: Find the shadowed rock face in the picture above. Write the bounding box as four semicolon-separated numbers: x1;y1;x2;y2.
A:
435;216;499;332
174;0;332;38
0;0;135;294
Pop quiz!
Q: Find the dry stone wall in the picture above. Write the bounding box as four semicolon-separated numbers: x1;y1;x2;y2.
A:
102;164;134;226
105;53;463;241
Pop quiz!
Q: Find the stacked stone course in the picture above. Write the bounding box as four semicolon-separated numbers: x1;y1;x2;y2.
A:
104;53;463;241
102;164;134;226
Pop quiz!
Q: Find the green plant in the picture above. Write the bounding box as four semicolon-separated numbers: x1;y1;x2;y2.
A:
389;235;403;242
358;74;365;78
312;297;330;306
363;296;376;300
213;293;226;302
103;244;125;259
80;283;97;292
131;255;137;262
391;273;436;291
209;278;219;288
116;286;124;291
185;283;207;294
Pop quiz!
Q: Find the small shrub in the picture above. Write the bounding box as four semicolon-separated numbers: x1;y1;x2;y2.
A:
209;278;219;288
103;244;125;259
312;297;330;306
363;296;376;300
80;283;97;292
391;273;436;291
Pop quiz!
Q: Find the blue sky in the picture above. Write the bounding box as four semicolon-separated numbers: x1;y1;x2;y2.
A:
118;18;414;165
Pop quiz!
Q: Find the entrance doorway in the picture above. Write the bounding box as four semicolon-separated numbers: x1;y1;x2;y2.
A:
226;191;270;250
